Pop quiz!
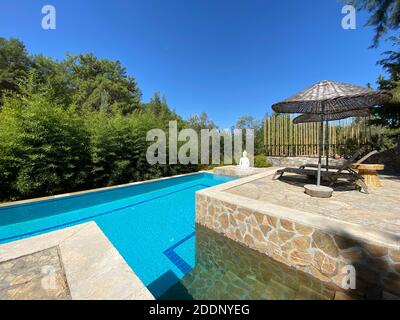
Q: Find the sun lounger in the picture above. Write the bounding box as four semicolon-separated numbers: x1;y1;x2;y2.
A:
299;150;378;172
272;148;377;193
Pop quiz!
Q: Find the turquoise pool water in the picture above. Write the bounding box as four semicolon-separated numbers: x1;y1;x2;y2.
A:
0;173;235;297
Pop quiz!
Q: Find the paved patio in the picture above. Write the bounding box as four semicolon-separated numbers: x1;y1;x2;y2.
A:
226;174;400;236
0;247;71;300
0;222;154;300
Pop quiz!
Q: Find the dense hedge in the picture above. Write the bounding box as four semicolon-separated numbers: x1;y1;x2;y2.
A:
0;92;91;200
0;90;199;201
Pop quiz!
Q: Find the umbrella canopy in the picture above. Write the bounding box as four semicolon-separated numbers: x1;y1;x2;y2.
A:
272;80;391;114
293;108;371;124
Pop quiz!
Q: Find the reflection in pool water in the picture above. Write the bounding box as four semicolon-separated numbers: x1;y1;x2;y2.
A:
161;225;340;300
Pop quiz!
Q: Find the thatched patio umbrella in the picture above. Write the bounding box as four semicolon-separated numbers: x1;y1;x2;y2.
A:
272;80;391;188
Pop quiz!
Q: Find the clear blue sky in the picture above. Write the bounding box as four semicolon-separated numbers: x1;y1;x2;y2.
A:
0;0;393;128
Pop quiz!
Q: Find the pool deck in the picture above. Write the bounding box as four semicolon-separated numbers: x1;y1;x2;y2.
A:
0;222;154;300
196;167;400;299
227;172;400;238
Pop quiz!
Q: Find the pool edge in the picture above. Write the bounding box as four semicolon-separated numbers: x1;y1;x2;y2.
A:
0;170;213;209
0;221;155;300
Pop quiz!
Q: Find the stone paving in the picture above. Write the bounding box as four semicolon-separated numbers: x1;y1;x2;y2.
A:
0;247;71;300
226;174;400;235
0;222;154;300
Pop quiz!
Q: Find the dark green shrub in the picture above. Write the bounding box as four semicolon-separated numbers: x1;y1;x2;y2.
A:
254;155;272;168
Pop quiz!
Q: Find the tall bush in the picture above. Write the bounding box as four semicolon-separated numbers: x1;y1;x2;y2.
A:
0;92;90;200
85;109;172;187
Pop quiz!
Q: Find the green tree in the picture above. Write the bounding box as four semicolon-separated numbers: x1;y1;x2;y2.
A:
235;115;265;155
372;37;400;128
187;112;218;131
145;95;199;171
31;55;73;107
144;92;184;126
235;115;259;130
349;0;400;47
64;53;142;114
0;38;31;97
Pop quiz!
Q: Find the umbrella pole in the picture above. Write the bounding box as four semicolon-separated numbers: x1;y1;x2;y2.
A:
325;120;329;171
317;119;323;187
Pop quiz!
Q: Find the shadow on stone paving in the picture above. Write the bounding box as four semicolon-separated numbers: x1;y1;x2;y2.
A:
279;175;357;193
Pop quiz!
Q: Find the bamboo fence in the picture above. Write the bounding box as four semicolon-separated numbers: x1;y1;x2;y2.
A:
264;114;369;157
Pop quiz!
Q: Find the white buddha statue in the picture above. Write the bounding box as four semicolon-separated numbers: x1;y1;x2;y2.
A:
238;150;250;170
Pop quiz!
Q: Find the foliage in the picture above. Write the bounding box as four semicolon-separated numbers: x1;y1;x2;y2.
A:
0;36;202;201
340;2;400;135
349;0;400;47
235;115;259;130
333;2;400;154
0;38;31;97
254;155;272;168
0;90;91;200
188;112;218;131
0;41;143;116
235;115;265;155
371;37;400;129
0;80;199;201
63;53;142;115
369;125;400;150
84;109;167;187
338;138;362;158
31;55;73;107
144;92;187;128
0;37;263;201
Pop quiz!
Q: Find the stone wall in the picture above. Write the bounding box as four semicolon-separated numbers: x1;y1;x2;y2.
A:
267;156;345;168
196;193;400;299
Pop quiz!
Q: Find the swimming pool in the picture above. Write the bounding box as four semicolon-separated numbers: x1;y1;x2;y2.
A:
0;172;236;297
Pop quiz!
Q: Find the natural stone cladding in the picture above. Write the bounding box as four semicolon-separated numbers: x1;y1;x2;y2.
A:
196;193;400;299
